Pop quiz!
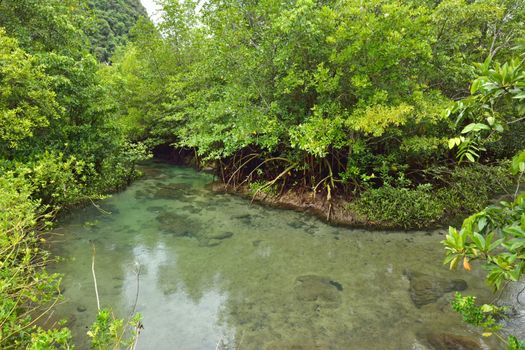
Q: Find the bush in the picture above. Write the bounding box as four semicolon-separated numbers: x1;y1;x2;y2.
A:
0;172;142;349
438;163;513;215
352;163;514;229
0;173;72;348
352;184;445;229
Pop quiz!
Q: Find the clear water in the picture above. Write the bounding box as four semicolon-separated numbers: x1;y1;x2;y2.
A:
48;162;498;349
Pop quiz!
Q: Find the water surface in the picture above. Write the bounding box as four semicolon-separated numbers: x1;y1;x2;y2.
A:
49;162;497;349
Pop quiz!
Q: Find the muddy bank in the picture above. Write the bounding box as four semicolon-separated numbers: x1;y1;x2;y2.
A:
211;182;430;230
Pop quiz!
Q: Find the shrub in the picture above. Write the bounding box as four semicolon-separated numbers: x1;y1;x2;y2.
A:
0;173;72;348
438;163;513;215
352;163;514;229
352;184;445;229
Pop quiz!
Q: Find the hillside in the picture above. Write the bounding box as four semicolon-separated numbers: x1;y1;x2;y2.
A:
86;0;148;62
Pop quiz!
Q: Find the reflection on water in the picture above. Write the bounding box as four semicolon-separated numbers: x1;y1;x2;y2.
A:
48;162;498;349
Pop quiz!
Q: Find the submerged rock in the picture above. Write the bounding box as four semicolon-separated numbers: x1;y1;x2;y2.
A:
423;332;481;350
287;220;318;235
198;231;234;247
405;270;467;308
207;231;234;240
76;305;87;313
134;189;151;200
156;210;235;247
156;212;200;237
153;183;192;200
180;205;202;214
233;214;253;225
135;182;193;201
294;275;343;307
329;280;344;291
146;206;166;213
287;220;308;230
139;166;166;179
214;197;231;204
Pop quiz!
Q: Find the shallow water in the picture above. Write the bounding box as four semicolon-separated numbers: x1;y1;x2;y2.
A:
48;162;498;349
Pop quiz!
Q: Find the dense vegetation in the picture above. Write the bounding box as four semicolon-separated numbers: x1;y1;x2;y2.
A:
0;0;147;347
108;0;525;228
86;0;148;62
443;52;525;349
1;0;524;347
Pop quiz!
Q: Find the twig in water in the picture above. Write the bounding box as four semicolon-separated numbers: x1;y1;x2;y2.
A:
91;244;101;310
130;262;141;316
215;336;223;350
86;196;112;215
130;261;143;350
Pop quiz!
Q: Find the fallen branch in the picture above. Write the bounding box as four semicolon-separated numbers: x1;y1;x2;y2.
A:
91;244;101;311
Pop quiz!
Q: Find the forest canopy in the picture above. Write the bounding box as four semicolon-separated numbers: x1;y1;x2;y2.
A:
108;0;525;227
86;0;148;62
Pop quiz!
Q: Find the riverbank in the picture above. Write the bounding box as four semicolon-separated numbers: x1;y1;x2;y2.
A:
211;182;365;226
211;182;452;230
142;155;508;230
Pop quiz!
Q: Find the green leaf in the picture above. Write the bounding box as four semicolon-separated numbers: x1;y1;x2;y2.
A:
471;79;482;94
472;232;486;251
461;123;490;134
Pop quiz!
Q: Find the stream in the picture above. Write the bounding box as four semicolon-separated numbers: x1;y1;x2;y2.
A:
48;161;502;349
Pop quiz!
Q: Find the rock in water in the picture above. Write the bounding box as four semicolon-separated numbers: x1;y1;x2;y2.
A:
405;270;467;308
76;305;87;313
198;231;234;247
232;214;253;225
294;275;343;308
153;183;192;200
207;231;234;240
155;212;200;237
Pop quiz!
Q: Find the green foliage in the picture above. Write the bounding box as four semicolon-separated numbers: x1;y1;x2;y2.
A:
352;162;513;228
0;0;150;347
452;293;504;334
0;0;85;54
0;173;73;349
352;184;445;229
248;180;278;196
439;163;513;214
444;51;525;350
0;29;60;152
430;0;525;94
85;0;148;62
111;0;523;229
452;293;524;350
444;161;524;350
88;309;143;349
0;1;150;197
101;17;179;144
443;180;525;290
28;327;73;350
448;53;525;162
